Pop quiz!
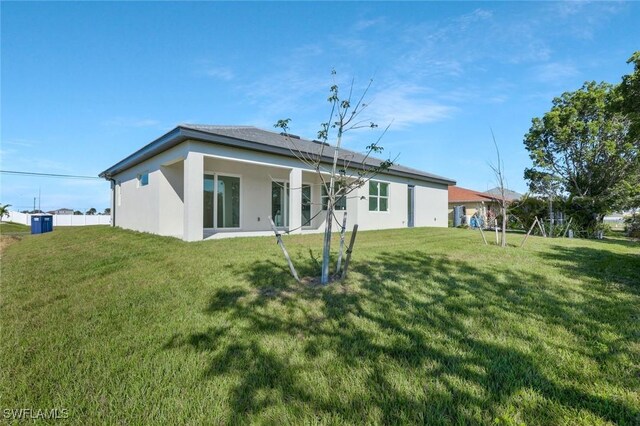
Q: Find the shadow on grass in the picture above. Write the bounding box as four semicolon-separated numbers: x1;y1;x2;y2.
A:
540;244;640;292
164;248;639;424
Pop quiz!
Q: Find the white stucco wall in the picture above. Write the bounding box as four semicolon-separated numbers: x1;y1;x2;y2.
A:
112;143;189;238
111;139;450;240
354;175;448;231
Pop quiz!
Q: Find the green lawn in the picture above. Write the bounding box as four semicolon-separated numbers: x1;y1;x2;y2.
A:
0;221;30;234
1;227;638;424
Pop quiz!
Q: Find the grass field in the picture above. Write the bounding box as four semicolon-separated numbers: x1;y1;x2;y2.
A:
0;221;30;234
1;226;638;424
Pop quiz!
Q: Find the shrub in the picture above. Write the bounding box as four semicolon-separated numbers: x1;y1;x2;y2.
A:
624;213;640;239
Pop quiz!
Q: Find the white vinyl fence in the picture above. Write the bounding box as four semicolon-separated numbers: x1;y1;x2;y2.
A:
5;211;111;227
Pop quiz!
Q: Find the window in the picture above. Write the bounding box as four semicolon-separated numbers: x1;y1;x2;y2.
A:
369;181;389;212
137;172;149;187
322;183;346;210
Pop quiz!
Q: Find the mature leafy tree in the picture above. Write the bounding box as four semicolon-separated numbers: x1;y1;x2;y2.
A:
103;207;111;215
613;51;640;208
616;52;640;143
73;210;83;215
86;207;97;216
524;81;639;233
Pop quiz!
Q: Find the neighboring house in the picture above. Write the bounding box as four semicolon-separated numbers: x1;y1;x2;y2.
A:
449;186;523;227
483;187;523;202
448;186;502;226
47;208;74;215
99;125;456;241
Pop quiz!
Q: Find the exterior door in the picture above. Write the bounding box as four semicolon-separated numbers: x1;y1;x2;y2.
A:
301;184;311;226
203;174;241;229
272;182;289;227
203;174;215;228
407;185;415;228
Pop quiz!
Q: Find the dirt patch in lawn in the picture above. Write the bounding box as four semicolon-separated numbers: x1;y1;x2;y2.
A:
0;235;22;257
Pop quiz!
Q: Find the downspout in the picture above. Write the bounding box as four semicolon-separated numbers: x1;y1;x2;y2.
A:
108;177;116;227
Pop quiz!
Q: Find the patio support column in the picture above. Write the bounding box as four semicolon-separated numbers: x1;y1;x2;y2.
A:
183;151;204;241
288;167;302;234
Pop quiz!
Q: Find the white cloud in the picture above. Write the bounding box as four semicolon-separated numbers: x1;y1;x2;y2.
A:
2;138;35;147
534;62;579;83
103;117;161;128
202;66;235;81
353;17;386;31
367;84;455;129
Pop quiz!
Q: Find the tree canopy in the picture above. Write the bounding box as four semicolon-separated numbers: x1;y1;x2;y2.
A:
523;65;640;231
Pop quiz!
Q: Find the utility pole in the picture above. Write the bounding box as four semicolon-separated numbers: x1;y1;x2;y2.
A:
33;197;36;212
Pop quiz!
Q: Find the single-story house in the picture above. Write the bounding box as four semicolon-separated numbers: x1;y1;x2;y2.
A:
449;186;523;226
99;125;456;241
47;208;74;215
483;187;522;202
448;186;501;226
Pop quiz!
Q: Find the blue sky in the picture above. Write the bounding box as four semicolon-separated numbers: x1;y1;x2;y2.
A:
2;1;638;212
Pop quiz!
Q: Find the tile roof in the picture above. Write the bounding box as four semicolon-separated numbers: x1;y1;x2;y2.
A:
448;186;498;203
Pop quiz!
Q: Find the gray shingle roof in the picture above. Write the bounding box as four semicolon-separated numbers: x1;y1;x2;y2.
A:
100;124;455;185
483;187;523;201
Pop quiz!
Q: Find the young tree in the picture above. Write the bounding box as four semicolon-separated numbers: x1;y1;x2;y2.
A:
275;73;394;284
488;132;508;247
523;81;639;233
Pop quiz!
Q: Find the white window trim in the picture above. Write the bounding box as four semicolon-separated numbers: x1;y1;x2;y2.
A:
204;171;242;230
369;180;390;213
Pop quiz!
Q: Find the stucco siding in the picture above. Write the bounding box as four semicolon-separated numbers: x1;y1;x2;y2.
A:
112;144;189;236
112;139;450;240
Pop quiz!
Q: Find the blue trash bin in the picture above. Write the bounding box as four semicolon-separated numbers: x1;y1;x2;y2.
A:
31;214;53;234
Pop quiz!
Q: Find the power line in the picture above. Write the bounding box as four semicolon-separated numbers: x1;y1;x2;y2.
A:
0;170;103;180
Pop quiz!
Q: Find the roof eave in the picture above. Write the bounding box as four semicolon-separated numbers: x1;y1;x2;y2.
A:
100;126;457;186
99;126;186;179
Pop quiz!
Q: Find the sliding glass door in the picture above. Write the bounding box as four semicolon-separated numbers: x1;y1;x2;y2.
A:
204;175;215;228
302;184;311;226
203;174;241;229
272;182;289;227
271;182;312;228
217;175;240;228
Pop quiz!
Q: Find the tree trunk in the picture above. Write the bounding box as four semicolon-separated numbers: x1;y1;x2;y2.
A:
321;204;333;284
548;197;554;237
501;205;507;247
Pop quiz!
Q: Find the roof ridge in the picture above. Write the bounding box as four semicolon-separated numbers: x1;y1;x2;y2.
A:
181;124;257;129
